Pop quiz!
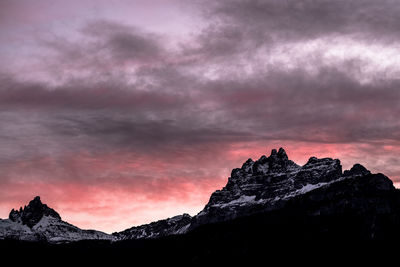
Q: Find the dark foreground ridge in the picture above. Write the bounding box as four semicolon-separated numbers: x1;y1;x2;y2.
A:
1;148;400;263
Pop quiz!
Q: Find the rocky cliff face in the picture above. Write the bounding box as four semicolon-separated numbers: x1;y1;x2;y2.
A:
191;148;350;226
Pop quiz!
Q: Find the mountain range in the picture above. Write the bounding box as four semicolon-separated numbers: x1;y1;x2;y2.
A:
1;147;400;263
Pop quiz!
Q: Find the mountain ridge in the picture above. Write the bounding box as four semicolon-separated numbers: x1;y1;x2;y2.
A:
1;147;398;243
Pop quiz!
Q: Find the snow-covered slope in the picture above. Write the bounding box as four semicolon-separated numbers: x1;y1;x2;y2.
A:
114;214;192;240
0;218;36;241
0;196;113;243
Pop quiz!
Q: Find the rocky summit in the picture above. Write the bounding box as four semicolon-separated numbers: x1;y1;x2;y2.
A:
1;196;112;243
191;148;357;226
9;196;61;227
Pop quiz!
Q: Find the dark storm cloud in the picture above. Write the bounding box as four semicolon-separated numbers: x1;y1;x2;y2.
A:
2;64;399;166
202;0;400;42
45;111;254;152
34;20;170;85
81;20;164;63
201;66;400;143
44;20;164;64
0;75;189;109
184;0;400;68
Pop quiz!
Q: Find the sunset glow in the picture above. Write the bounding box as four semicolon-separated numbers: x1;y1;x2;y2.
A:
1;0;400;233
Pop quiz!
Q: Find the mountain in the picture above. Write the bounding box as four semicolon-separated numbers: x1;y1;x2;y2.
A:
1;147;400;245
114;213;192;240
0;196;112;243
192;147;344;226
115;147;400;239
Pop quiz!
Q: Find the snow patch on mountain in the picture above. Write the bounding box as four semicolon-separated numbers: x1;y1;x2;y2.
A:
113;213;192;240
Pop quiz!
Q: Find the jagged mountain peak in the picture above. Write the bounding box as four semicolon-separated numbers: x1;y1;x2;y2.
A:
270;147;288;160
193;148;368;225
9;196;61;228
236;147;299;179
344;163;371;177
261;147;289;162
3;196;112;243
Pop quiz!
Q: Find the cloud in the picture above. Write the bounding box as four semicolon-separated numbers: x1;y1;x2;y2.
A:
1;1;400;232
0;76;189;110
82;20;164;62
186;1;400;83
203;0;400;42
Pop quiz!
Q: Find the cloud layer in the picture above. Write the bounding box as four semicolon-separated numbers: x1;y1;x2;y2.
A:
0;0;399;232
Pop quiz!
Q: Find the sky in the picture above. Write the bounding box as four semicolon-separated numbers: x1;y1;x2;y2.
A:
1;0;400;234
